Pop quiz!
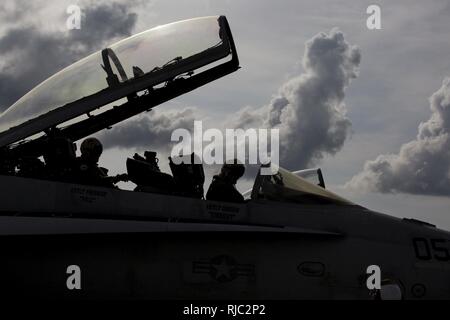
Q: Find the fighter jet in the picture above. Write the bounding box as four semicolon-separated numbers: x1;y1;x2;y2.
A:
0;16;449;300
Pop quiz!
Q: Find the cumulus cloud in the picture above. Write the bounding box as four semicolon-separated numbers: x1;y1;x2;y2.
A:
100;108;198;151
346;78;450;196
228;29;360;170
99;29;360;171
77;28;360;175
0;2;137;111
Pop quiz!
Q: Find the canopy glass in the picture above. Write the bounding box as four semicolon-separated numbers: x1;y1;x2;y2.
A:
0;16;223;133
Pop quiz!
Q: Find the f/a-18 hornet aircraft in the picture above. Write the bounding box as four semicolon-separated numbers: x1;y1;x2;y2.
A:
0;16;448;300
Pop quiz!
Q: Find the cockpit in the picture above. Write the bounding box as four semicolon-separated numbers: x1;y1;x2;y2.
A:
0;16;235;147
0;15;354;207
126;155;353;206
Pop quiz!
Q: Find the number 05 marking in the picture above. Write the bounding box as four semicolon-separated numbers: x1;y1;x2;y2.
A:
413;238;450;261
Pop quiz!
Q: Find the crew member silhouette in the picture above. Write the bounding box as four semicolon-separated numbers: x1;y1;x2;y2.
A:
75;137;127;187
206;160;245;203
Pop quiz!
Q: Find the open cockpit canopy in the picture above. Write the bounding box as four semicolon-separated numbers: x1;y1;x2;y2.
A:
0;16;237;149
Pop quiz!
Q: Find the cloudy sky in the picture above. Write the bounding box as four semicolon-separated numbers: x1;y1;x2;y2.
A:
1;0;450;229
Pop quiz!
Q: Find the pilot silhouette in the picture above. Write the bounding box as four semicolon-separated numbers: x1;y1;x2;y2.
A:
75;137;127;187
206;160;245;203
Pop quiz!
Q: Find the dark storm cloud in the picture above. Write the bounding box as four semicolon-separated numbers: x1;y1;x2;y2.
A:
100;108;197;151
68;3;137;51
346;78;450;196
0;2;137;111
229;29;360;170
